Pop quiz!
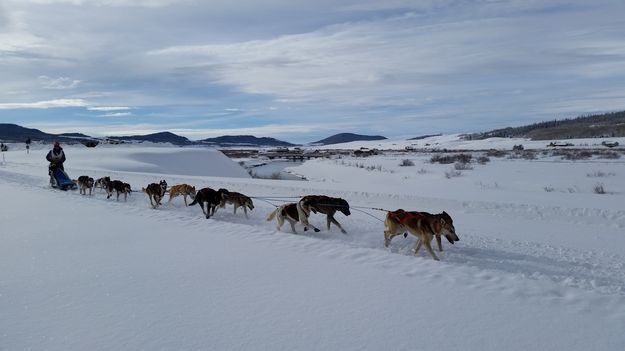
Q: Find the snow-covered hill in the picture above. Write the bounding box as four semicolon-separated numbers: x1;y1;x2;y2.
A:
1;142;624;350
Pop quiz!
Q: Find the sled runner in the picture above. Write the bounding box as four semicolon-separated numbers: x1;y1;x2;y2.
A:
49;166;77;191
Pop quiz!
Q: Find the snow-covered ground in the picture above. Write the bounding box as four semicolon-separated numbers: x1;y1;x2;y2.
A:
1;141;625;350
312;133;625;151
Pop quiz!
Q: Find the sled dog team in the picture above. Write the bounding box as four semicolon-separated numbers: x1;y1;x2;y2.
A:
74;174;459;260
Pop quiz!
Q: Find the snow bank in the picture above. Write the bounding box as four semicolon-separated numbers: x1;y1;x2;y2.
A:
1;144;250;178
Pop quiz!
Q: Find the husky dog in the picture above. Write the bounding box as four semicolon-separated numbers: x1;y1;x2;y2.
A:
218;191;254;218
266;203;319;233
94;176;111;192
188;187;229;219
384;209;459;261
143;180;167;209
167;184;196;206
76;175;95;195
297;195;351;233
106;180;132;201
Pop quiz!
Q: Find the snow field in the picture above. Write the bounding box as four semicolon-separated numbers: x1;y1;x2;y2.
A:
1;143;625;350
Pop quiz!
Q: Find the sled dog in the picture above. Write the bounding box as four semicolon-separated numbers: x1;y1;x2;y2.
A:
106;180;132;201
76;175;95;195
94;176;111;192
188;187;229;219
167;184;196;206
219;191;254;218
384;209;458;261
143;180;167;208
266;203;317;233
297;195;351;233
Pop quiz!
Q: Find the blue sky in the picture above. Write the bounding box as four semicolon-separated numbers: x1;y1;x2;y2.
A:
1;0;625;143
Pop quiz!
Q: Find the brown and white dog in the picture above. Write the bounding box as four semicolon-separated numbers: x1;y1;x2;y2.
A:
384;209;459;261
143;180;167;209
219;191;254;218
266;203;314;233
76;175;95;195
297;195;351;233
188;187;229;219
168;184;196;206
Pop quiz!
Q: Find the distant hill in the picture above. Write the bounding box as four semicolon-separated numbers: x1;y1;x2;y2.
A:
465;111;625;140
198;135;296;147
312;133;387;145
0;123;96;143
0;123;54;142
108;132;192;145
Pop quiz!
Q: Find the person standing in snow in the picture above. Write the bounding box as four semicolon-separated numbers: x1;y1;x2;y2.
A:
46;141;66;172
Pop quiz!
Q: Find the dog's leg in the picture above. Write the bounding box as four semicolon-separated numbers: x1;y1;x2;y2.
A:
414;238;423;255
233;204;238;215
384;231;396;247
288;218;297;234
200;202;209;219
277;214;285;231
149;194;155;208
183;194;187;206
329;215;347;234
423;235;440;261
297;204;320;232
436;235;443;252
243;206;249;219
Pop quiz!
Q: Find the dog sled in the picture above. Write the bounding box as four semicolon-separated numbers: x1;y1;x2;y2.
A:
49;166;77;191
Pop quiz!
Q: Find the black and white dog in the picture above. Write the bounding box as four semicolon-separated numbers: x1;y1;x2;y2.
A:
143;180;167;209
106;179;132;201
188;187;229;219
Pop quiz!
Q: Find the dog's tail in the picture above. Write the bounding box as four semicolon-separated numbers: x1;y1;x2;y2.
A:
266;207;279;221
188;198;198;206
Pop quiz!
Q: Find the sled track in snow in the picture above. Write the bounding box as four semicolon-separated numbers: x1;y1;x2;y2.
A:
2;167;625;297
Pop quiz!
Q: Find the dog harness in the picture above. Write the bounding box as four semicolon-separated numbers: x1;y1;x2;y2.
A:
387;209;428;225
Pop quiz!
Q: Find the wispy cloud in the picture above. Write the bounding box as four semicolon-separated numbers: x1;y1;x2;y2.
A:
0;98;88;109
39;75;81;89
98;111;132;117
87;106;131;111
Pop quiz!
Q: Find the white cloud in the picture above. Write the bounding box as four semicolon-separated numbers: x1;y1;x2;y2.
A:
87;106;131;111
98;111;132;117
39;75;81;89
20;0;184;7
0;98;88;109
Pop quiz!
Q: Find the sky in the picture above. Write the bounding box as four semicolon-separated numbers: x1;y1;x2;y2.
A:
1;0;625;143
